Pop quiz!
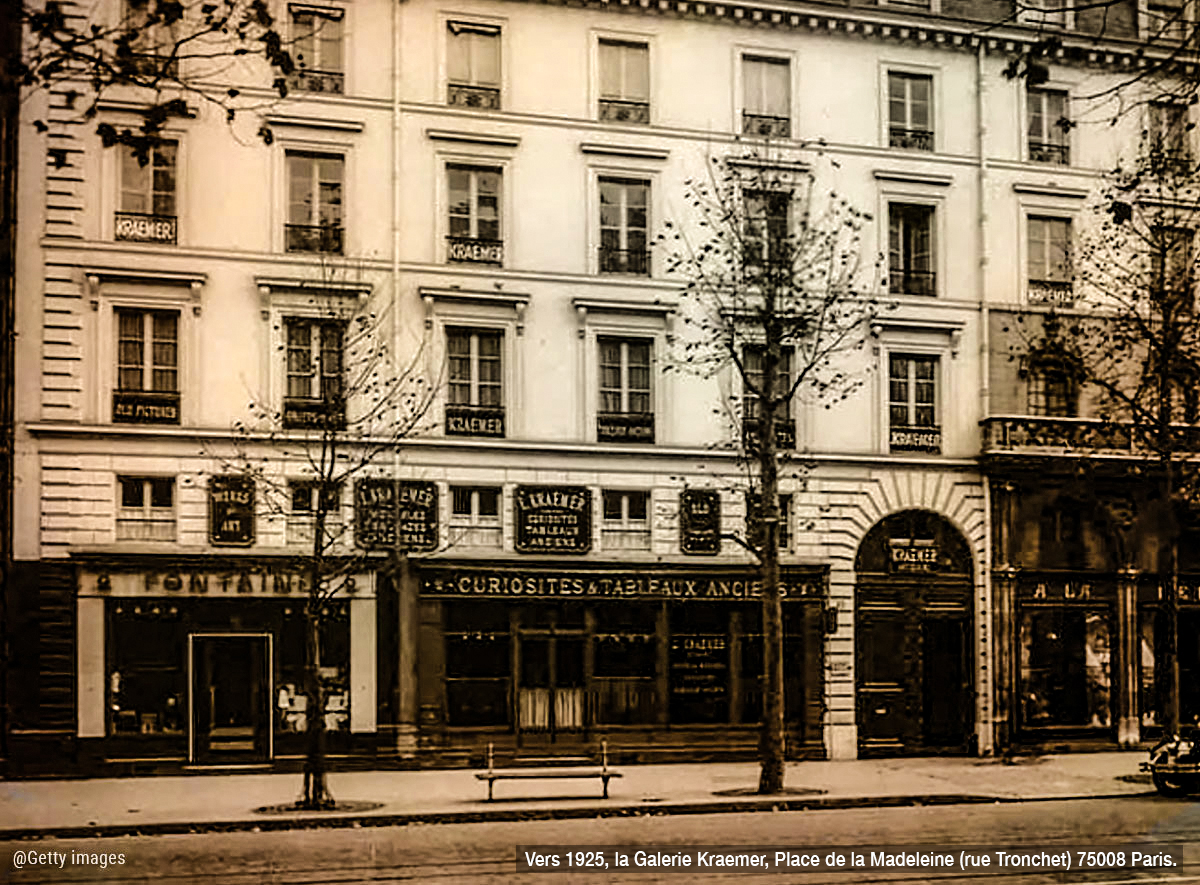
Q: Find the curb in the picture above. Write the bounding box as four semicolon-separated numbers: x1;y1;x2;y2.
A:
0;790;1155;842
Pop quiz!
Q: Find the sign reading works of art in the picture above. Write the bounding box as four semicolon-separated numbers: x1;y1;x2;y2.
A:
354;480;438;551
514;485;592;554
420;567;826;600
680;489;720;555
209;476;255;546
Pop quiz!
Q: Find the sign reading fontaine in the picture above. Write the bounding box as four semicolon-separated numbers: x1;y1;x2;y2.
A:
514;485;592;553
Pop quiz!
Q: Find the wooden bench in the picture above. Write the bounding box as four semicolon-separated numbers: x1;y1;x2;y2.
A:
474;740;623;801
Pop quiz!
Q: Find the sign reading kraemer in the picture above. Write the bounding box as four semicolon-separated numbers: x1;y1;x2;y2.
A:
515;485;592;554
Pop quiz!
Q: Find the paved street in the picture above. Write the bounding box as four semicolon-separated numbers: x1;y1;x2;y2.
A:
4;797;1200;884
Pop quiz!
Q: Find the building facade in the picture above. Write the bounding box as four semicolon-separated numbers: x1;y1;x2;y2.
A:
8;0;1186;773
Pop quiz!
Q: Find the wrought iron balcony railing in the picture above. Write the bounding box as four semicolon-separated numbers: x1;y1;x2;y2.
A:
114;211;177;244
285;224;343;254
1029;141;1070;165
982;415;1200;455
1028;278;1074;306
889;268;937;297
742;112;791;139
889;127;934;151
286;69;345;95
448;83;501;110
599;98;651;124
599;247;650;276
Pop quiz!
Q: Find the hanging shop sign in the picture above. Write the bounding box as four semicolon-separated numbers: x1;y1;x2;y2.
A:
680;489;720;555
355;479;439;552
209;475;256;547
420;566;825;600
514;485;592;553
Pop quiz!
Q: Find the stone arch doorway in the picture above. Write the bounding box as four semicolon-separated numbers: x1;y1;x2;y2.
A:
855;510;974;756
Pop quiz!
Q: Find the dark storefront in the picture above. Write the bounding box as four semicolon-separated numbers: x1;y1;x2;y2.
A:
411;562;828;759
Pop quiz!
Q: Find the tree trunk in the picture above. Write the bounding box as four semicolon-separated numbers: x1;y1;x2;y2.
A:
300;588;333;809
1162;462;1181;737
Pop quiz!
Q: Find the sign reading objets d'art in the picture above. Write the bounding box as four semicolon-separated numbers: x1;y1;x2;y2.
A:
514;485;592;554
355;479;439;551
680;489;720;555
209;475;256;546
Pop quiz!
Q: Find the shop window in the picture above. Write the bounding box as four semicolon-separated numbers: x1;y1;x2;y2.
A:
449;485;501;547
287;6;344;94
593;604;658;725
447;21;501;110
109;602;184;736
446;327;504;437
601;490;650;551
284;317;345;429
888;203;936;296
445;603;511;727
1138;608;1200;729
1027;88;1070;165
887;72;933;151
1020;609;1111;728
447;165;503;265
888;353;941;454
287;480;343;547
742;56;790;138
599;39;650;124
598;178;650;276
743;345;795;450
116;476;176;541
669;603;731;724
114;308;180;424
117;139;177;244
598;337;653;442
286;152;344;254
278;602;350;735
746;492;792;552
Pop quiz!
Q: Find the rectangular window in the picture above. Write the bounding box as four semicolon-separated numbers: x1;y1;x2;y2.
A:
1028;0;1069;27
447;165;503;265
888;354;941;453
602;490;651;550
888;203;936;296
116;476;176;541
123;0;179;76
449;486;501;547
117;140;177;244
743;346;795;449
742;56;790;138
746;492;793;551
1027;88;1070;165
446;328;505;437
1152;225;1194;307
288;7;344;94
888;72;933;151
113;309;179;425
287;480;343;546
286;152;344;253
1027;216;1073;305
1150;102;1192;176
1148;0;1189;40
597;337;653;443
599;40;650;124
283;318;344;429
1027;366;1077;418
447;21;501;109
744;189;791;269
599;178;649;275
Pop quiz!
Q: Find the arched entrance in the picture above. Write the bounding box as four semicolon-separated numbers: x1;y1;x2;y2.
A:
855;510;974;756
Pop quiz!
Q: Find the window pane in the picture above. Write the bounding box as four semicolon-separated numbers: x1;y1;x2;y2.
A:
447;27;470;82
121;151;149;213
599;41;620;97
149;478;173;508
477;488;499;516
602;491;623;521
474;32;500;86
452;487;473;516
627;491;648;521
120;477;143;508
624;44;649;101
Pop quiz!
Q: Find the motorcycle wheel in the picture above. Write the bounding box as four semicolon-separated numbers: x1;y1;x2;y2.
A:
1152;770;1195;797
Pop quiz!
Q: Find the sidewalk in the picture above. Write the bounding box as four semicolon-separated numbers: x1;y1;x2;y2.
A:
0;752;1155;840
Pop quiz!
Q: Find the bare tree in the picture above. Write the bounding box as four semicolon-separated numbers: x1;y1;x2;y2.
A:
212;266;434;809
659;146;887;793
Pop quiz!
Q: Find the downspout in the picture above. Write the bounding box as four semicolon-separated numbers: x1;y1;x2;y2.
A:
976;39;995;757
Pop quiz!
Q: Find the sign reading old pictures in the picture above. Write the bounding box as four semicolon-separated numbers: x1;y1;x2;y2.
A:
209;475;255;546
355;479;439;551
680;489;720;555
514;485;592;554
112;391;180;425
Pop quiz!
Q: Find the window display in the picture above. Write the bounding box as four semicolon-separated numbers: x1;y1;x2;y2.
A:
1020;609;1111;728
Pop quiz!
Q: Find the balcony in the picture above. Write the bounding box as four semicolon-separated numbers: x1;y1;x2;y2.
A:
447;236;503;265
286;69;345;95
1029;141;1070;165
742;111;791;139
445;404;505;437
889;127;934;151
285;224;343;254
1028;278;1074;306
115;211;177;245
599;98;650;124
597;411;654;443
282;397;345;431
889;424;942;454
598;247;650;276
448;83;500;110
889;268;937;297
981;415;1188;457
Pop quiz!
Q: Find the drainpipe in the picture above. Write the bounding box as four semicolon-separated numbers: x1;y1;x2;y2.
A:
976;40;995;757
